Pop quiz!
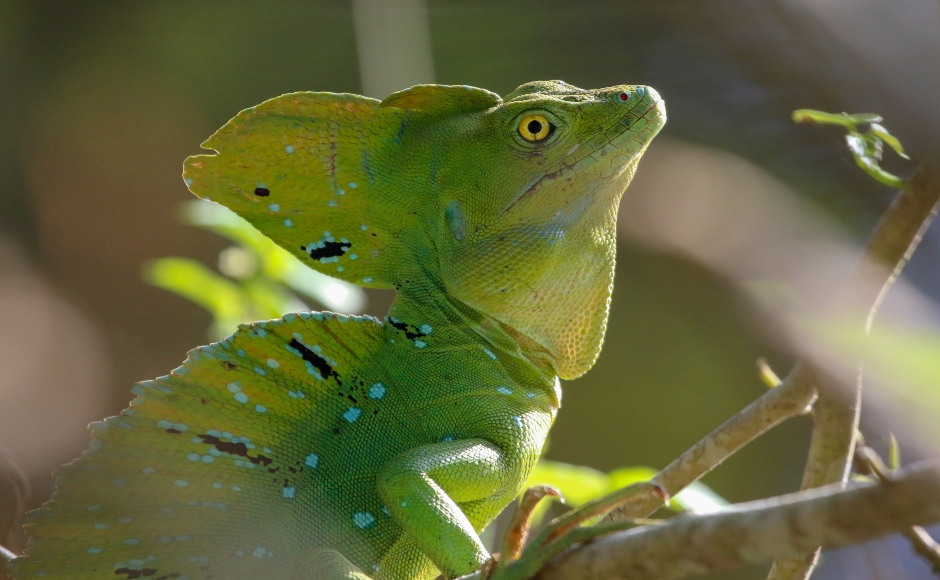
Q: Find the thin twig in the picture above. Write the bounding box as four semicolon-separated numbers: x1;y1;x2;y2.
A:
854;443;940;575
769;159;940;579
904;527;940;575
501;486;564;562
527;461;940;580
602;362;817;523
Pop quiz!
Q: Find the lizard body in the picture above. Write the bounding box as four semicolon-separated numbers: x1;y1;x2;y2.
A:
6;80;664;580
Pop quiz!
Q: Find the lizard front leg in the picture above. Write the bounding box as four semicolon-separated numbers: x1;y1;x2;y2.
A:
377;439;514;579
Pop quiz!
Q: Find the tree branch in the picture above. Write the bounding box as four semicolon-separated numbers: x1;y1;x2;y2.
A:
530;461;940;580
601;362;818;523
769;158;940;579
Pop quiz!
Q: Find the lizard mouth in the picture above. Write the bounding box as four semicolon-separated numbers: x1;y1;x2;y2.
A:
502;97;663;215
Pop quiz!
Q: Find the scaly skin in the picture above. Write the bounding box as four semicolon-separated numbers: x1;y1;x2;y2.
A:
7;81;664;580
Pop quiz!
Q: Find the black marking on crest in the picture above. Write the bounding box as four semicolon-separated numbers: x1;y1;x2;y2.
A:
254;187;270;197
288;338;339;381
302;240;351;261
388;319;428;341
198;434;273;467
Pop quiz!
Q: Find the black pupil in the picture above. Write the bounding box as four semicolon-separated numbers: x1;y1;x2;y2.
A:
527;120;543;135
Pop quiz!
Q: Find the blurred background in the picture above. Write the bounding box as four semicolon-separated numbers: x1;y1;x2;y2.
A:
1;1;939;578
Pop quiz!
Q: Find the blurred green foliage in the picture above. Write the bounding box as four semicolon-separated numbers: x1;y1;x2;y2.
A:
525;460;727;526
146;200;366;340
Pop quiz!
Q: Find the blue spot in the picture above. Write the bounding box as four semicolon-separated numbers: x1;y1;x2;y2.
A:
337;266;344;272
285;145;294;154
157;420;172;429
353;512;376;529
337;189;345;195
256;182;267;189
254;367;266;376
201;455;214;463
266;358;279;369
360;225;368;230
414;340;427;348
511;416;523;428
327;200;337;207
174;366;189;376
368;383;386;399
255;328;267;338
187;453;200;462
184;178;193;186
348;182;357;188
93;524;108;530
284;219;292;227
124;539;139;546
268;204;280;212
283;487;295;499
496;387;513;395
483;348;497;359
526;392;536;398
174;479;188;487
234;393;249;403
349;254;358;260
255;405;267;413
343;407;361;422
419;324;433;334
363;277;373;283
226;382;241;393
253;547;266;558
305;453;319;468
237;349;246;357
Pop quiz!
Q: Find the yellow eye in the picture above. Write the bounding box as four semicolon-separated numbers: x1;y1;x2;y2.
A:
518;114;552;142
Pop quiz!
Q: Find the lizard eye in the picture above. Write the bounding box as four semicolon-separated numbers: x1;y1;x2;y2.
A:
518;114;554;142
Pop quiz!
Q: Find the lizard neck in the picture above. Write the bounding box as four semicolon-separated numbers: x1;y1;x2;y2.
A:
387;271;561;403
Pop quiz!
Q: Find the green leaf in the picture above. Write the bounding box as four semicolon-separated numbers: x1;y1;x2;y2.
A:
670;482;729;513
526;460;728;526
844;133;906;189
145;257;250;339
869;123;910;160
526;461;610;507
792;109;882;130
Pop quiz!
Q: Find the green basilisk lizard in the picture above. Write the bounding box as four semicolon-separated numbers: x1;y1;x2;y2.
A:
6;80;664;580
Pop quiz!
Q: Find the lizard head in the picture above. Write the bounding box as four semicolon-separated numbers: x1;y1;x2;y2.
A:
434;81;665;379
182;80;663;381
